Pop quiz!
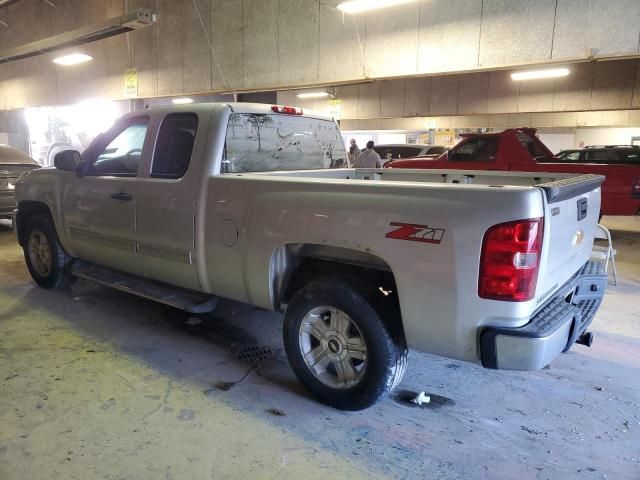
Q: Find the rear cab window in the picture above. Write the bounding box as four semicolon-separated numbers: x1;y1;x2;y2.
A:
223;113;347;173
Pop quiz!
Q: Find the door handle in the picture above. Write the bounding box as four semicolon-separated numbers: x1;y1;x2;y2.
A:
110;192;132;201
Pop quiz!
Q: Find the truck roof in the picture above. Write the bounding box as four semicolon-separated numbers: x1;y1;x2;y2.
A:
129;102;335;122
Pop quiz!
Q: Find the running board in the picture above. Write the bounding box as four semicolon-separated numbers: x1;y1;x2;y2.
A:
71;261;217;313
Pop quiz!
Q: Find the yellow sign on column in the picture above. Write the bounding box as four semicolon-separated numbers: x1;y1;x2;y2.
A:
327;98;341;120
124;68;138;98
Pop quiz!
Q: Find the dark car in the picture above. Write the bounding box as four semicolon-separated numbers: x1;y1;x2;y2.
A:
373;144;447;163
556;145;640;164
0;145;40;220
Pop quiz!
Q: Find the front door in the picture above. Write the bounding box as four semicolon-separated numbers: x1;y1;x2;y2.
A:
438;135;500;171
62;116;151;275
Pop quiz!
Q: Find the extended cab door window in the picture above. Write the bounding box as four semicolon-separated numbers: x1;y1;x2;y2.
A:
86;117;149;176
151;113;198;179
449;137;498;161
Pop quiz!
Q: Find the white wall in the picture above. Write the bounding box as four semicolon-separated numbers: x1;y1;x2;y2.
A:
537;133;576;153
573;128;640;147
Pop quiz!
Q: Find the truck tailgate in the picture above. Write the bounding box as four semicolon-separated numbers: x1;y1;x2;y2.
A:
535;174;605;303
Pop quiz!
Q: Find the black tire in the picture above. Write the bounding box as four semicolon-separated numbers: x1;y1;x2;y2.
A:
283;275;408;410
23;214;74;289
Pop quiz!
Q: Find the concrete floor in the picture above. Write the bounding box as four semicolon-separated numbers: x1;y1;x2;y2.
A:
0;217;638;480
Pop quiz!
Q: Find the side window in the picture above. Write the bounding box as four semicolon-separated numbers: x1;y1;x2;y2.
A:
450;137;498;161
87;118;149;176
555;151;581;162
427;146;447;155
586;150;618;163
617;149;640;164
151;113;198;179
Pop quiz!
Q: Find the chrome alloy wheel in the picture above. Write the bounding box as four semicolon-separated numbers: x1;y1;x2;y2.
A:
298;306;368;389
28;230;52;277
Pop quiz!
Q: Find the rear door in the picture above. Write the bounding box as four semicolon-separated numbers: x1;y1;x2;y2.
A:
134;111;205;291
62;116;150;275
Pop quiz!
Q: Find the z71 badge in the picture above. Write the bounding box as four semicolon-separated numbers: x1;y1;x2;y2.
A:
386;222;445;244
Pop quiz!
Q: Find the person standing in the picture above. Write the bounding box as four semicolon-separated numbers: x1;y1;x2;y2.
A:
353;140;382;168
347;138;360;166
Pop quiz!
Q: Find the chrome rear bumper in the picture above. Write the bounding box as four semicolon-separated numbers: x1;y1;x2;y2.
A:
479;260;607;370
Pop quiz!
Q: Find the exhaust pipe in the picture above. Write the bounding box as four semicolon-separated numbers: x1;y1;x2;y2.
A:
575;331;594;347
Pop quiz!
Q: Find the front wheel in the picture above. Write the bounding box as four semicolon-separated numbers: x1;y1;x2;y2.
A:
23;214;74;289
283;276;407;410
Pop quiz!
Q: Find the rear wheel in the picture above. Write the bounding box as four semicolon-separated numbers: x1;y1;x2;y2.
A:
23;214;74;289
283;276;407;410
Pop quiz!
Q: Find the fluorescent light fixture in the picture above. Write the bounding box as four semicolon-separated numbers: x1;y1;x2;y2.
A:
337;0;418;14
172;98;194;105
52;53;93;66
511;67;570;81
296;92;332;99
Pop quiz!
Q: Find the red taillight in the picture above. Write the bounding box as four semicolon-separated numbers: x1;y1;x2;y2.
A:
478;218;544;302
632;177;640;199
271;105;303;115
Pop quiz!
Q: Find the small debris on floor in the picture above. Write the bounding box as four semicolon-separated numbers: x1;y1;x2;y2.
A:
411;392;431;406
392;389;456;409
185;317;203;326
215;382;234;391
521;425;543;435
266;408;286;416
595;386;604;391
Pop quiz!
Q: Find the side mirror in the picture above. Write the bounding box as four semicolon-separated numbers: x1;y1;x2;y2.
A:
54;150;81;172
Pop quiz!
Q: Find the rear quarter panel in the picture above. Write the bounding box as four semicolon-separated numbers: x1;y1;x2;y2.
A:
203;175;546;363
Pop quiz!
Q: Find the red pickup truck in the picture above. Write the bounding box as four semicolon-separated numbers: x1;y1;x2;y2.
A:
386;128;640;216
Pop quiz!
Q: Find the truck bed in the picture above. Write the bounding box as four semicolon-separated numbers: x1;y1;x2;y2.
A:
257;168;603;202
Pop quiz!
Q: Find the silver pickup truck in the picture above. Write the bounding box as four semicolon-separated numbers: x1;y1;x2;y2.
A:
13;103;607;410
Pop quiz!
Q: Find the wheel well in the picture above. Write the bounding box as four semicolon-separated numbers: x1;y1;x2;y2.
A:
15;201;53;246
271;244;399;310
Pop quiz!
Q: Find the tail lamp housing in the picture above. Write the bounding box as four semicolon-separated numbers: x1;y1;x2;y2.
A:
478;218;544;302
632;177;640;199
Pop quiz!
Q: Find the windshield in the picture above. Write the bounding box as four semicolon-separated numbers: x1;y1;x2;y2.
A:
223;113;347;173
